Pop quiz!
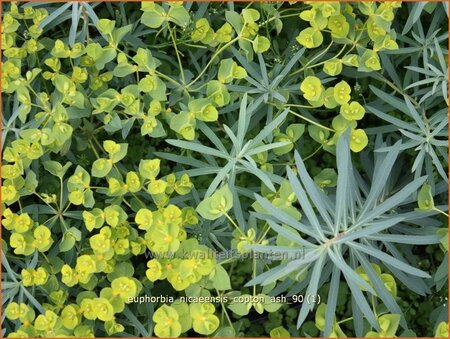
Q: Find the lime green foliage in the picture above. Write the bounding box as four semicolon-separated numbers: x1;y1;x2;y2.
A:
365;314;401;338
435;322;449;338
196;184;233;220
1;1;447;338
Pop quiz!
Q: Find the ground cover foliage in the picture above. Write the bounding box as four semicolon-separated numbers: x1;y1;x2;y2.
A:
1;1;449;337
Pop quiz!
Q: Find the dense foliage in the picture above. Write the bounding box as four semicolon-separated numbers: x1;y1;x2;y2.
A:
1;1;448;338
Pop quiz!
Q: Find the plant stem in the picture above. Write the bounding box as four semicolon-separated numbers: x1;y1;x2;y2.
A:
258;12;301;27
433;207;449;217
336;316;353;325
287;109;335;132
303;145;323;161
305;43;348;70
377;74;420;107
225;212;245;236
290;41;333;77
88;140;101;159
371;295;377;318
168;25;186;84
59;178;64;213
186;36;240;89
33;192;58;214
252;255;257;297
256;222;270;244
216;288;233;328
287;104;316;109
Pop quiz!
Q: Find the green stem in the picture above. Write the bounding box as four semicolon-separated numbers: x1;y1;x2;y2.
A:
306;43;348;69
258;12;301;27
155;70;184;88
217;289;233;329
59;215;69;232
377;74;420;107
287;109;335;132
61;202;72;215
168;25;186;84
286;104;315;109
371;295;377;318
88;140;101;159
43;215;58;225
303;145;323;161
122;199;133;209
225;212;245;236
252;255;257;297
59;178;64;212
256;222;270;244
186;36;240;89
433;207;449;218
336;316;353;325
130;192;146;209
33;192;58;214
290;41;333;77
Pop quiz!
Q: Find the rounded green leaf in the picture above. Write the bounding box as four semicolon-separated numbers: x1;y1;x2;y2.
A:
196;184;233;220
92;158;113;177
252;35;270;53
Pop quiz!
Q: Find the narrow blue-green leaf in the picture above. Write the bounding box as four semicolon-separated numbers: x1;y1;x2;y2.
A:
20;286;45;314
83;3;100;27
334;129;351;233
287;167;327;242
223;125;240;154
353;249;406;328
198;121;228;154
404;66;440;77
257;53;269;86
245;141;290;156
254;194;318;240
366;233;441;245
347;273;380;331
337;216;405;244
399;129;425;142
246;244;307;255
166;139;229;160
323;266;341;337
154;152;210;168
405;78;441;90
123;306;149;336
403;96;426;131
266;219;316;248
239;160;275;192
349;242;431;278
231;46;261;80
2;252;19;282
357;176;427;225
402;2;427;35
369;86;411;116
297;253;326;328
383;242;430;295
428;146;448;182
248;109;288;148
69;2;80;46
236;93;249;151
430;118;448;137
39;2;72;29
276;48;305;83
294;151;334;229
205;160;235;198
360;141;401;215
244;264;289;287
327;248;375;294
179;167;220;177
